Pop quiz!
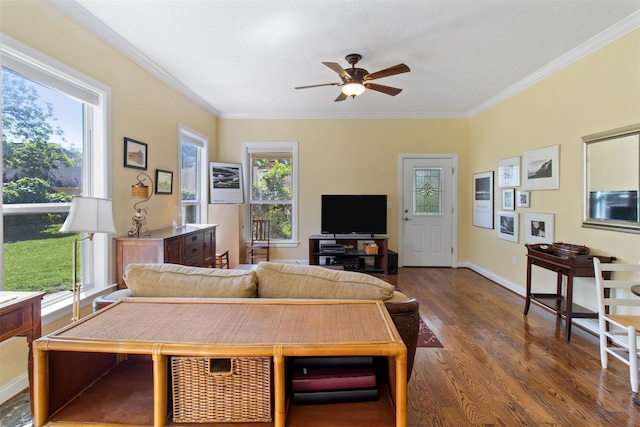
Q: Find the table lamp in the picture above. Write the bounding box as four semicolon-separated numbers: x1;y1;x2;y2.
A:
128;171;154;237
60;196;116;322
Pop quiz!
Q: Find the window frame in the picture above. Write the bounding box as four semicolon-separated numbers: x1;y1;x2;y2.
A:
242;141;298;247
179;124;208;223
1;34;113;309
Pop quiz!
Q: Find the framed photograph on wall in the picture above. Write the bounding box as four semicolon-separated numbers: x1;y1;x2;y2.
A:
124;137;147;170
473;171;494;229
501;188;515;210
209;162;244;204
516;190;530;207
497;156;520;188
496;211;519;242
155;169;173;194
522;145;560;190
524;212;554;244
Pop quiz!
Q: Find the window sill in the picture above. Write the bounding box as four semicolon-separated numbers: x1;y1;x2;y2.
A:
41;284;117;326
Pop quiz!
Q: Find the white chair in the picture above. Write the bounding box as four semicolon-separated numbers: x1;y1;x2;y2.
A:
593;258;640;393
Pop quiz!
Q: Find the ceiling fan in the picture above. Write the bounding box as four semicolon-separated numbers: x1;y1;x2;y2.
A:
295;53;410;102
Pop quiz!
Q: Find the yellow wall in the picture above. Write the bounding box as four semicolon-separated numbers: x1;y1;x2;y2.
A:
0;0;217;393
0;0;218;234
217;119;470;259
468;28;640;306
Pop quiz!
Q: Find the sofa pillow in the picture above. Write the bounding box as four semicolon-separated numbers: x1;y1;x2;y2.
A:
255;262;395;300
124;263;258;298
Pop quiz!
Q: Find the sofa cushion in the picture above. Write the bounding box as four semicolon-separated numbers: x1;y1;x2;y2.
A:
124;263;258;298
255;262;396;300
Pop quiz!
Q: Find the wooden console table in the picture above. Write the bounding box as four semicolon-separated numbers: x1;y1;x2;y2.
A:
115;224;216;289
1;291;44;407
524;244;615;341
33;299;407;427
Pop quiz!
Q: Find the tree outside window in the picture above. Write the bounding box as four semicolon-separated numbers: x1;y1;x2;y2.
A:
243;142;298;245
2;68;82;293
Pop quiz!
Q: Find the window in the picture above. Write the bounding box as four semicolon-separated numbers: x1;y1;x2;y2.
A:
1;36;111;304
179;125;208;223
242;142;298;246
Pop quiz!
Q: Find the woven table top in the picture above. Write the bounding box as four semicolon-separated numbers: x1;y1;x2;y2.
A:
52;299;398;347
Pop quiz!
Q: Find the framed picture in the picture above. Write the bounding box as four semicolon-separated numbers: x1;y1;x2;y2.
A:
516;190;530;208
209;162;244;204
497;156;520;188
501;188;515;210
522;145;560;190
124;137;148;170
473;171;494;229
496;211;519;242
155;169;173;194
524;212;555;244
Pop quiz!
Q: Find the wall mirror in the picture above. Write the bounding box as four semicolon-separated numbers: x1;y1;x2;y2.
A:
583;123;640;233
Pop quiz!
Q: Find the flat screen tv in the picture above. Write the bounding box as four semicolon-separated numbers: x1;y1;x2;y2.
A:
321;194;387;236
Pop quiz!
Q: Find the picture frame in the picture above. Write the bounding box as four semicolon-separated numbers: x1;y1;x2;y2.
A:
501;188;515;211
210;161;244;204
155;169;173;194
522;145;560;190
524;212;555;244
496;211;519;242
497;156;520;188
124;137;148;170
473;171;494;229
516;190;530;208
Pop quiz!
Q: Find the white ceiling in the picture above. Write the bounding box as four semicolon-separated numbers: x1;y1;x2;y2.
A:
54;0;640;119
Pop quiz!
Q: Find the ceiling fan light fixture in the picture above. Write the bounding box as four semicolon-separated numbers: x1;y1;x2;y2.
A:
341;82;365;97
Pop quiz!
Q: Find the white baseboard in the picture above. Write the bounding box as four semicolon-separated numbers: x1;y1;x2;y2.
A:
0;372;28;405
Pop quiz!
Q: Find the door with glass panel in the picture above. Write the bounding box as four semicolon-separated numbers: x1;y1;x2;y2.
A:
401;157;454;266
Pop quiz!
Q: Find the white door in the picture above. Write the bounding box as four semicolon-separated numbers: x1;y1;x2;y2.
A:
401;156;456;266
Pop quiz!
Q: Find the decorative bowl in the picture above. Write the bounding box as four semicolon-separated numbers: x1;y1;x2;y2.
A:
552;242;590;258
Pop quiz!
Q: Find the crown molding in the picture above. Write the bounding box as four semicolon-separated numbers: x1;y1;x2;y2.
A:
48;0;220;117
50;1;638;121
468;10;640;118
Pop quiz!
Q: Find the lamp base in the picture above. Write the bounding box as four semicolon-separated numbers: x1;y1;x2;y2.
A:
128;208;149;237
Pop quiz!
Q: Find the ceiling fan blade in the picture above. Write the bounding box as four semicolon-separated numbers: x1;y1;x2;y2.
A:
364;64;410;81
322;62;351;80
295;82;340;90
364;83;403;96
334;92;348;102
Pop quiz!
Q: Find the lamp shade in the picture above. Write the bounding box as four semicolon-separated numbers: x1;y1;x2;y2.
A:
60;196;116;234
342;82;365;97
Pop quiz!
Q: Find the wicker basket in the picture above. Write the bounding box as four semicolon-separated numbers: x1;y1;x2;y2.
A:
364;244;378;255
171;356;272;423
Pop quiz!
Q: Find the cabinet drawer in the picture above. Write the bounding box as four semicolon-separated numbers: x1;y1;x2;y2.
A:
184;241;204;261
185;232;204;247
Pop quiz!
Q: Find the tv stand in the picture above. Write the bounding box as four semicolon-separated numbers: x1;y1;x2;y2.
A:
309;234;389;274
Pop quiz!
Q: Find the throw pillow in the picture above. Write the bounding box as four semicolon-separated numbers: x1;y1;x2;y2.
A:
255;262;395;300
124;263;258;298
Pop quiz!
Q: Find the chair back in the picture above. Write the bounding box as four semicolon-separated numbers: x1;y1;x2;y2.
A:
251;219;270;244
593;258;640;322
593;257;640;393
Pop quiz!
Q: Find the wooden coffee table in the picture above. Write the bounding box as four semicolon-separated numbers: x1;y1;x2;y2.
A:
33;299;407;427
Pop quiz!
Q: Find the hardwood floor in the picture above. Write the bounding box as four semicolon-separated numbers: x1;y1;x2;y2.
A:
399;267;640;426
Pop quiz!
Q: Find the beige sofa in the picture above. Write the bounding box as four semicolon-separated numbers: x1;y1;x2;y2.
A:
94;261;420;379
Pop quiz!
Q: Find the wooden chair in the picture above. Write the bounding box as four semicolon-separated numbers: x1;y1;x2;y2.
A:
245;219;270;264
216;250;229;269
593;258;640;393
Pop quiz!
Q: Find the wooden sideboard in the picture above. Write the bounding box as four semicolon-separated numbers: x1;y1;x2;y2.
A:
115;224;216;289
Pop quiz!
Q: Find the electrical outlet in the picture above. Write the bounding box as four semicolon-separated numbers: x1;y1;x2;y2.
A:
512;256;517;265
